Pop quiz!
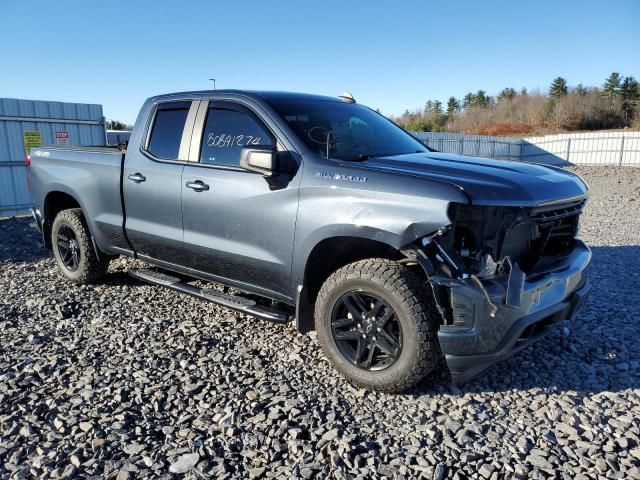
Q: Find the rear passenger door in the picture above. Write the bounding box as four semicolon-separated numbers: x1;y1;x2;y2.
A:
180;100;300;300
124;100;198;263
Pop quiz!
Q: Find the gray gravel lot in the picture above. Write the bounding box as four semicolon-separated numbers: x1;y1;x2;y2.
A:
1;166;639;479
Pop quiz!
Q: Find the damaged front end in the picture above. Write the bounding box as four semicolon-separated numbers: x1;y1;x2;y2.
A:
405;198;592;383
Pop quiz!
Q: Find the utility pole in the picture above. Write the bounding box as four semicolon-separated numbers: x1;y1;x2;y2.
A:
209;78;216;90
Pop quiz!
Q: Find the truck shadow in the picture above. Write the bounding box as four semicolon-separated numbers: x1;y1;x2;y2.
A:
0;218;145;290
416;245;640;395
0;217;50;263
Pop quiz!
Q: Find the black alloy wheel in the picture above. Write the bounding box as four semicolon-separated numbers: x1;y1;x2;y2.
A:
331;290;403;371
315;258;442;392
51;208;110;284
56;224;81;271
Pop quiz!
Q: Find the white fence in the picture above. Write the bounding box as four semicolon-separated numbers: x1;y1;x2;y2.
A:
412;131;640;166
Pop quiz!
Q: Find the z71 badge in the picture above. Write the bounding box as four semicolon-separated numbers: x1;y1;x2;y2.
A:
315;172;367;183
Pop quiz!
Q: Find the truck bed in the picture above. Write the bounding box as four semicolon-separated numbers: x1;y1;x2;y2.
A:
34;144;124;154
29;145;130;254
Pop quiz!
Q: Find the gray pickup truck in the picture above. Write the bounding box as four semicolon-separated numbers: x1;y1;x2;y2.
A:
29;90;591;392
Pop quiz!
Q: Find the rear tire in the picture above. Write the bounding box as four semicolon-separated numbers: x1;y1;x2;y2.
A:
51;208;110;284
314;258;441;392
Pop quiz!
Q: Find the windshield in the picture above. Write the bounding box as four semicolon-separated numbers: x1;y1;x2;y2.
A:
267;99;429;161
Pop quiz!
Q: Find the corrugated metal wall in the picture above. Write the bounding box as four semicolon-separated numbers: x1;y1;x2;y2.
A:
106;130;131;146
0;98;106;216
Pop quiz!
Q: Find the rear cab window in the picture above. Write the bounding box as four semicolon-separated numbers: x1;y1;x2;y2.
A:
146;101;191;160
200;104;275;167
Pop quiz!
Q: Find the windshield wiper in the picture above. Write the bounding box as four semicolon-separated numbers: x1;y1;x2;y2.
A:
357;151;427;160
334;154;381;161
340;150;428;162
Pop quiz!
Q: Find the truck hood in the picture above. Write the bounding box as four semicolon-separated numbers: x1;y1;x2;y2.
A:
360;152;587;206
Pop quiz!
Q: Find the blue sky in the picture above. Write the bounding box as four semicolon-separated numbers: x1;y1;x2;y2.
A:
1;0;638;123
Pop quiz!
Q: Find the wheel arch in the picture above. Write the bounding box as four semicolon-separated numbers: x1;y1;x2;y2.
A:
43;191;82;248
42;190;103;260
295;234;427;333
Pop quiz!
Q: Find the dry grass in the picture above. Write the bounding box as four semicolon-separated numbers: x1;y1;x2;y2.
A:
395;91;636;137
470;123;537;136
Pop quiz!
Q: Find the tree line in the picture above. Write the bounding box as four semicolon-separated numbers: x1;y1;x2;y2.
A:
106;120;133;131
394;72;640;135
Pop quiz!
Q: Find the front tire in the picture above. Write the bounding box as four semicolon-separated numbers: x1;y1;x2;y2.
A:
314;258;441;392
51;208;110;284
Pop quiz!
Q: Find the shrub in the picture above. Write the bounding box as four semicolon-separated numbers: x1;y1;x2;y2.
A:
393;91;628;136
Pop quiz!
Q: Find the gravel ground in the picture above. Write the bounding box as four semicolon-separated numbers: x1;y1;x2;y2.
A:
1;166;639;479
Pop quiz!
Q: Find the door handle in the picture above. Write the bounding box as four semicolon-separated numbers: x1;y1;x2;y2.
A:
185;180;210;192
128;173;146;183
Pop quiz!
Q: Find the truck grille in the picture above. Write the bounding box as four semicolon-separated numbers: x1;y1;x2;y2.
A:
445;198;585;275
530;200;585;221
528;200;585;261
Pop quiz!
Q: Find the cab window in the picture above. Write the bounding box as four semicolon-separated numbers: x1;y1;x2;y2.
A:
147;101;190;160
200;105;274;167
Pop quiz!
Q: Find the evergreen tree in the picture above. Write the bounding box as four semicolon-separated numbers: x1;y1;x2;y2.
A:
603;72;622;97
549;77;568;97
107;120;129;130
520;87;528;96
424;100;434;113
620;76;640;121
497;87;517;102
446;96;460;115
473;90;489;107
462;92;474;109
432;100;443;114
542;97;556;122
575;84;588;96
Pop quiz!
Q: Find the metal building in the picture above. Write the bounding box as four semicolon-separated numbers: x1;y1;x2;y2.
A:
0;98;106;216
107;129;131;146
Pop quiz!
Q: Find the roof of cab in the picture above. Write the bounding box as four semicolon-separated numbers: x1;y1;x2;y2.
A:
148;90;344;104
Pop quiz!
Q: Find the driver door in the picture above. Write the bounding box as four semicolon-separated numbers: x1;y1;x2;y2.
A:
180;100;300;300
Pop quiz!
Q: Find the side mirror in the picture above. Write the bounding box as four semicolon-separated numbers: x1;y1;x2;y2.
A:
240;146;277;176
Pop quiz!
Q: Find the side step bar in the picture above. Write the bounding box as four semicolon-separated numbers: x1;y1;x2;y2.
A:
128;268;292;325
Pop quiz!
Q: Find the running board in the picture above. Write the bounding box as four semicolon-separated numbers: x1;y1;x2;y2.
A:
128;268;292;325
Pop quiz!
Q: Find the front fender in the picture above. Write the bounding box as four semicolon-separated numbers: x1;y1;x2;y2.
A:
290;182;463;294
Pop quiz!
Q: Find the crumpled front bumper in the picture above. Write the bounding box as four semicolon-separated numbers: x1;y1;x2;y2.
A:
436;239;592;383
